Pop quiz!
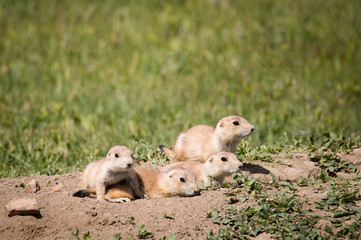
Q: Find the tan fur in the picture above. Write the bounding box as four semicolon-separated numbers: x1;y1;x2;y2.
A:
160;152;242;187
105;184;135;202
72;186;134;203
104;168;199;200
76;145;143;200
160;115;254;162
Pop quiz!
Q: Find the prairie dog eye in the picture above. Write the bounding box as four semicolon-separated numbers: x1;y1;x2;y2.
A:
115;153;119;158
180;177;185;182
221;157;227;161
232;121;240;126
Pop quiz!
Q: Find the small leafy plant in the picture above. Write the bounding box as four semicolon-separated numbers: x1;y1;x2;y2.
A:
159;233;177;240
133;138;169;168
231;173;263;196
309;132;361;153
314;185;360;211
72;227;90;240
309;149;357;176
164;213;175;220
134;224;154;239
208;192;320;239
114;233;122;240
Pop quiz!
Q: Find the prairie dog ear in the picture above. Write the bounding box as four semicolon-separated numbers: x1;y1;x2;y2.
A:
219;121;224;128
208;157;214;163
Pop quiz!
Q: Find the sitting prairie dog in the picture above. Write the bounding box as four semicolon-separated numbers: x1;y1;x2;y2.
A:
72;145;144;201
159;115;254;162
104;167;200;201
160;152;243;187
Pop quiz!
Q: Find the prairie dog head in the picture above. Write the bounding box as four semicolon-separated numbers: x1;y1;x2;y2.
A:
205;152;243;177
160;167;199;197
105;145;134;171
215;115;254;141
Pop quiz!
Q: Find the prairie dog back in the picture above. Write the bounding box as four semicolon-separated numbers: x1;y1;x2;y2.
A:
104;167;199;200
160;115;254;162
161;152;243;187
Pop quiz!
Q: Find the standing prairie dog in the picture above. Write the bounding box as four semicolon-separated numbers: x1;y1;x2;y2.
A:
72;145;144;201
159;115;254;162
160;152;243;187
105;167;200;201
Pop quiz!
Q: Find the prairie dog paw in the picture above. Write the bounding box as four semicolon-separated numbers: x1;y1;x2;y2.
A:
106;197;131;203
96;197;106;202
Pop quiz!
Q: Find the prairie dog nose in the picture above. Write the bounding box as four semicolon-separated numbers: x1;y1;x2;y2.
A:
250;127;255;132
127;163;133;168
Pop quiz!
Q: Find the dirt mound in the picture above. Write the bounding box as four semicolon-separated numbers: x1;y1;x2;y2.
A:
1;149;360;239
242;152;318;181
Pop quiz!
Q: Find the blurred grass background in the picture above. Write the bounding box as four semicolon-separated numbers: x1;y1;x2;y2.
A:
1;0;360;177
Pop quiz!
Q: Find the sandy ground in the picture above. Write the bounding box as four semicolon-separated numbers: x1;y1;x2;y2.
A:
1;148;360;240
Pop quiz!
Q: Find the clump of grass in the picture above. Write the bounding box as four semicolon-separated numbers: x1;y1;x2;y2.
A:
208;191;320;239
308;133;360;182
314;185;360;212
230;173;263;196
209;166;361;239
132;138;168;169
309;150;357;177
209;183;361;239
309;133;361;153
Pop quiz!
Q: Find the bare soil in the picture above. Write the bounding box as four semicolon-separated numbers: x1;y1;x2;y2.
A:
1;149;361;240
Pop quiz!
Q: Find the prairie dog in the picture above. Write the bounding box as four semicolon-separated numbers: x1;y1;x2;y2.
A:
72;145;143;201
105;167;200;200
160;152;243;187
159;115;254;162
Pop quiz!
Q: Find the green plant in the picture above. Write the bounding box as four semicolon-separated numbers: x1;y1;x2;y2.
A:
310;150;357;176
134;224;154;239
133;138;167;165
236;141;276;163
296;177;311;187
210;176;361;239
231;173;263;196
309;132;361;153
314;186;360;212
213;192;323;239
164;213;174;220
159;233;177;240
336;220;361;239
207;228;232;240
72;227;90;240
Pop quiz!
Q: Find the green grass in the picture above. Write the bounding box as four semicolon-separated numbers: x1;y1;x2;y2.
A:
1;0;361;177
207;172;361;239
